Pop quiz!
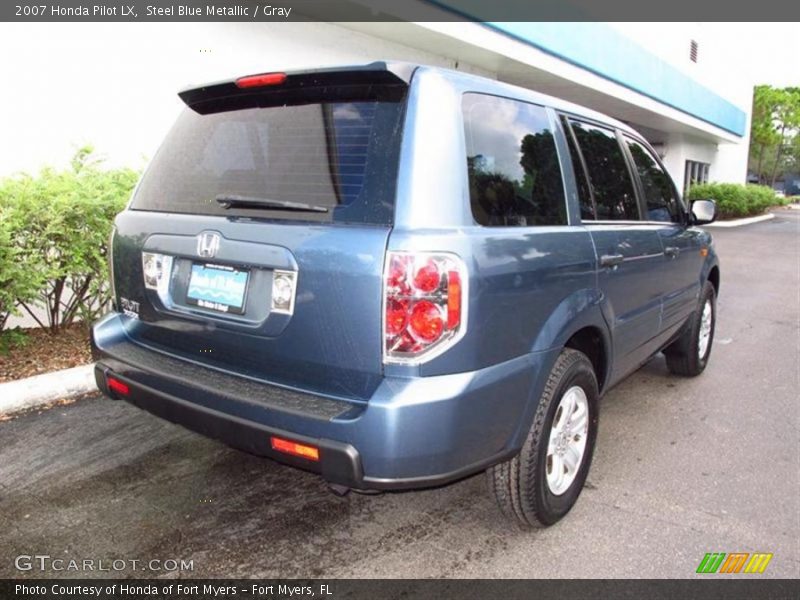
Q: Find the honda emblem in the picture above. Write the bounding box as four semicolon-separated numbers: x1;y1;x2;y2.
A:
196;232;220;259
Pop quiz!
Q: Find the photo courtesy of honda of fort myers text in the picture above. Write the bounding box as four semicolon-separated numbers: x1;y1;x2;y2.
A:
1;0;799;599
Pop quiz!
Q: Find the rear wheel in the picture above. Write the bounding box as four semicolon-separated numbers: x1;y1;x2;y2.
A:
487;348;599;528
664;280;716;377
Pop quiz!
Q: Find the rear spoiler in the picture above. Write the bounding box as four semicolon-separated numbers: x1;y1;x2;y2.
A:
178;61;416;114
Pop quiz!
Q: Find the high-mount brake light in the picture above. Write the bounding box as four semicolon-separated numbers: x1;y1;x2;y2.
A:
235;72;287;89
383;252;467;363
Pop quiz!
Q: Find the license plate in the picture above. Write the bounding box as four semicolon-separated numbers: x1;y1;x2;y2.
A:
186;263;249;314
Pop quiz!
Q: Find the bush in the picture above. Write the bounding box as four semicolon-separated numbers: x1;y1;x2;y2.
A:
687;183;783;219
0;147;139;332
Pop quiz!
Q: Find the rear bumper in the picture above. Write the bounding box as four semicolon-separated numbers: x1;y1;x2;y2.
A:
92;313;556;490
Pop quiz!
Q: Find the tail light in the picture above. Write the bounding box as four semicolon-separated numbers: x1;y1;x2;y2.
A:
383;252;467;363
141;252;173;305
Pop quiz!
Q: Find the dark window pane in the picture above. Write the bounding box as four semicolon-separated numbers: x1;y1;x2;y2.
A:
625;137;682;222
130;88;405;225
569;121;639;221
560;116;595;220
463;94;566;227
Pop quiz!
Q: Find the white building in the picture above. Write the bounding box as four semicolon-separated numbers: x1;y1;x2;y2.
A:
0;21;752;194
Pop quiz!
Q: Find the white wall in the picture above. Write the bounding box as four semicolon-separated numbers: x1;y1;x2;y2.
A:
0;22;484;177
609;22;753;186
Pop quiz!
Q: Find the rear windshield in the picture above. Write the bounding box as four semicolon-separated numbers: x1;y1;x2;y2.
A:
131;86;406;224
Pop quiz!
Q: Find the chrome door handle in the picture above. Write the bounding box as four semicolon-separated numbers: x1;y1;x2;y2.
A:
664;246;680;259
599;254;624;268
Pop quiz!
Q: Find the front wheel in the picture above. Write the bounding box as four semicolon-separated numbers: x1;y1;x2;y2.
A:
664;280;716;377
487;348;599;528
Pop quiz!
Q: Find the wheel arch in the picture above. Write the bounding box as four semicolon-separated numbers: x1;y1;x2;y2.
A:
707;265;720;296
529;289;612;394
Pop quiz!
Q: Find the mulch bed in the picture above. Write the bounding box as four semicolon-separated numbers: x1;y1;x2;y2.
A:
0;323;93;383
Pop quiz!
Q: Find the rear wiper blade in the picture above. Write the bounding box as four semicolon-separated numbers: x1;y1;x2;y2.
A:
215;195;329;213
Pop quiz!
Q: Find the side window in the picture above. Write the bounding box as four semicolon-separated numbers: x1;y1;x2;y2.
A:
569;120;640;221
560;116;596;220
462;93;567;226
626;137;682;223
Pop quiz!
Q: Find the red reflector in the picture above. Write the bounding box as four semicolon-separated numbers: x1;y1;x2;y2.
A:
270;436;320;462
107;377;129;396
235;72;287;89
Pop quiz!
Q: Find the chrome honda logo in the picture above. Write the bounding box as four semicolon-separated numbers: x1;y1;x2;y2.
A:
196;232;220;259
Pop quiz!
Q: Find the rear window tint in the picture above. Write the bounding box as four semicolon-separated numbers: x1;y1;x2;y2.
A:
568;120;640;221
131;89;406;224
462;93;567;227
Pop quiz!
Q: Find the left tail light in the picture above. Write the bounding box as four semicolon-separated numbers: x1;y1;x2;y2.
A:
142;252;173;305
383;251;467;364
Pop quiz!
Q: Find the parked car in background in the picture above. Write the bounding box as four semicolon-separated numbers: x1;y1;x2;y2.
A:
92;63;720;527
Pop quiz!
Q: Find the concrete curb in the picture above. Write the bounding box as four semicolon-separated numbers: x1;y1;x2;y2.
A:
704;213;775;228
0;364;97;416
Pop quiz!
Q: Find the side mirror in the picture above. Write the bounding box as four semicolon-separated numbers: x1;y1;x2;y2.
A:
690;199;717;225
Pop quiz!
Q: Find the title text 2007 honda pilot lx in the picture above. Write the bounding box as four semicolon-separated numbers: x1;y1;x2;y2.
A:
92;62;720;527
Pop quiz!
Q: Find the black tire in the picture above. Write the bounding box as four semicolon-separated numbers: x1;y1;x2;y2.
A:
487;348;599;528
664;280;716;377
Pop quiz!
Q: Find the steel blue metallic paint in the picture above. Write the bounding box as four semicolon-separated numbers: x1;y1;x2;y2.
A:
92;63;720;489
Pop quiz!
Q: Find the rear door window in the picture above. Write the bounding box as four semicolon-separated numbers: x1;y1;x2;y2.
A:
130;88;406;225
567;120;640;221
624;137;683;223
462;93;567;227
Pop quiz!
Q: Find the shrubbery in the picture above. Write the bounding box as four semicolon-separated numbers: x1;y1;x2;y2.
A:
0;147;139;333
687;183;786;220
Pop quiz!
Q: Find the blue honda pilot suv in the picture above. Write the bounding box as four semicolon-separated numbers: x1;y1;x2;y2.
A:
92;62;720;527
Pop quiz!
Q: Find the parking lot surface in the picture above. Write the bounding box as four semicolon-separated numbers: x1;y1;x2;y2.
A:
1;211;798;579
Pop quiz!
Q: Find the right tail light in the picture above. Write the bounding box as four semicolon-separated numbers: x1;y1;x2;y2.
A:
383;251;467;364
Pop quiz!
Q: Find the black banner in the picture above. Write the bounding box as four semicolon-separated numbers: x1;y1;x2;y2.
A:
2;579;800;600
3;0;800;22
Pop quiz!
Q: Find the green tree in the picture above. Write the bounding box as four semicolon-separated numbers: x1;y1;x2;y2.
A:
748;85;800;186
0;147;139;332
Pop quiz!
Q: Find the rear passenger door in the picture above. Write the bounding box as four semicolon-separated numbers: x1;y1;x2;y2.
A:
622;136;703;333
561;117;669;379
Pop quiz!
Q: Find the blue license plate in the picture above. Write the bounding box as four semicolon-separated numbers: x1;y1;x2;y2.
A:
186;263;249;314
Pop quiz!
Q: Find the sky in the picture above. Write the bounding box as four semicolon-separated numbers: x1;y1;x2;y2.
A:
691;23;798;88
0;22;797;177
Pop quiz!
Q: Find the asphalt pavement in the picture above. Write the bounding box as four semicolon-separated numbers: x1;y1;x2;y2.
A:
1;211;798;579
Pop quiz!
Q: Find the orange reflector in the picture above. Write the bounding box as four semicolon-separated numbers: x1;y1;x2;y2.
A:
270;436;320;461
235;72;287;89
107;376;129;396
700;247;709;257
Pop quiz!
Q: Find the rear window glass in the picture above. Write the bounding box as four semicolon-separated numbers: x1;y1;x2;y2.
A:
462;93;567;227
131;88;406;224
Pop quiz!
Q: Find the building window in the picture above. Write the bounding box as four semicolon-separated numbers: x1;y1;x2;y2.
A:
684;160;710;195
690;39;699;63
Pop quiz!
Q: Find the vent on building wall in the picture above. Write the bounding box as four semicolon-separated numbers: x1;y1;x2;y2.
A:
690;39;699;63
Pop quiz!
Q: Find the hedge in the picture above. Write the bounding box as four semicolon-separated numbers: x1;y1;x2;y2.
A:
0;147;139;333
687;183;786;220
